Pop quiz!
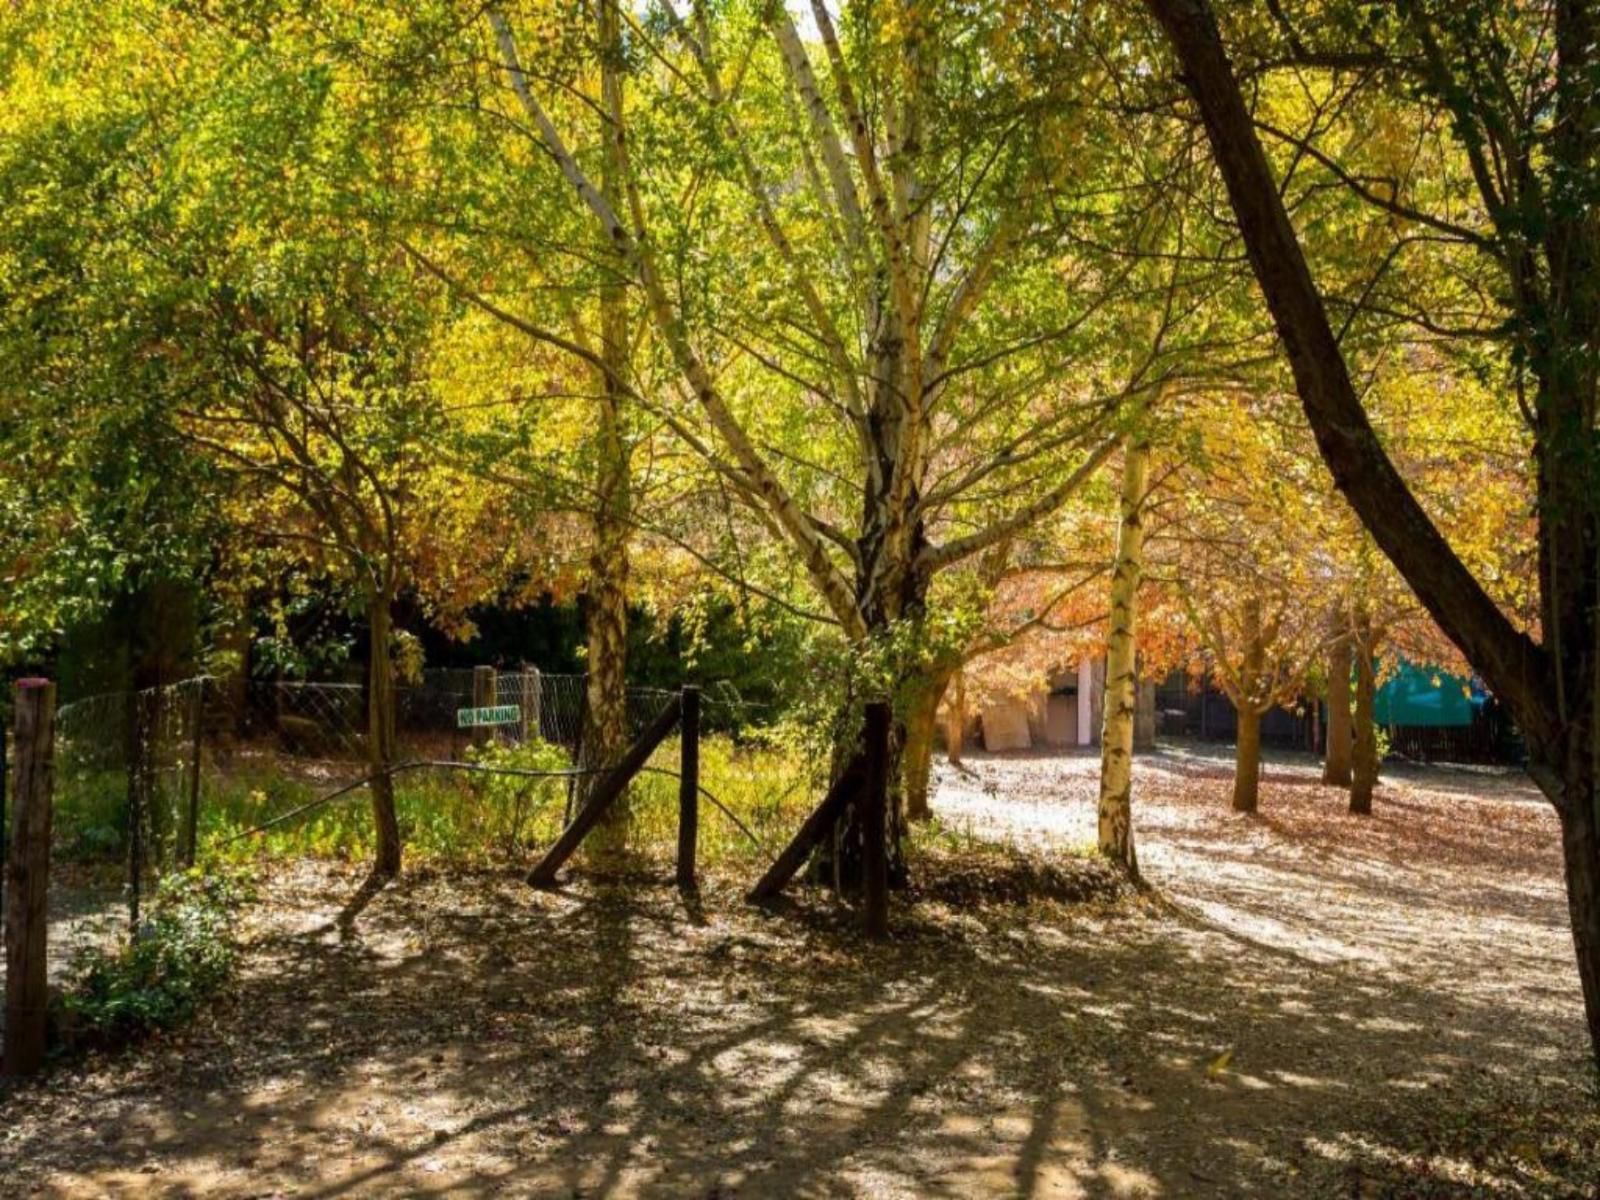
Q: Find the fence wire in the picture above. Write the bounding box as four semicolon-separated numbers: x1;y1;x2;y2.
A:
40;668;766;876
3;667;779;1017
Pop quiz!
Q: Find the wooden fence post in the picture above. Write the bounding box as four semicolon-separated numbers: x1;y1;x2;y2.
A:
183;679;203;868
676;686;700;892
862;701;891;939
4;678;56;1077
521;663;541;744
472;665;497;747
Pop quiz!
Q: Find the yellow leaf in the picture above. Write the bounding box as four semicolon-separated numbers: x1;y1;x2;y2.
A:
1206;1048;1234;1076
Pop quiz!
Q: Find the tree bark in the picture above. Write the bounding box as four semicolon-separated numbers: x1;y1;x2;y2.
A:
585;0;633;853
1231;593;1266;814
1098;438;1149;873
903;667;951;822
367;588;402;877
1233;706;1262;815
4;679;55;1078
945;669;966;765
1322;621;1353;786
1560;776;1600;1063
1350;611;1378;815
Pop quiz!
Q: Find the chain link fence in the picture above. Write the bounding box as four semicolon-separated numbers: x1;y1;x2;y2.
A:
40;665;765;876
3;668;771;1024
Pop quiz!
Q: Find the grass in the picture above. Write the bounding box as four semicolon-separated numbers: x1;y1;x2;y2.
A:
51;733;826;872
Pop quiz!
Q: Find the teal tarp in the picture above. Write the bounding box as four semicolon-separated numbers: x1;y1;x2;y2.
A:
1373;662;1479;728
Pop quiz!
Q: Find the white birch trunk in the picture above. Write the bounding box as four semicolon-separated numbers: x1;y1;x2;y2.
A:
1097;439;1149;873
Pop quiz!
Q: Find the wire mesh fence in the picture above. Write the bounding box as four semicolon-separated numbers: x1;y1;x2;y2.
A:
5;667;801;1006
40;666;776;881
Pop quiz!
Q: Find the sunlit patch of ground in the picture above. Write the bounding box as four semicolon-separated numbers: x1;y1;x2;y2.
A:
2;742;1595;1198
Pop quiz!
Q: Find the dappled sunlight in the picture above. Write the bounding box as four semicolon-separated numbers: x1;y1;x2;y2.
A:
3;748;1595;1197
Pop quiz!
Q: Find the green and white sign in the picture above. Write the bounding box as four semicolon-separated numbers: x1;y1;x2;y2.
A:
456;704;521;729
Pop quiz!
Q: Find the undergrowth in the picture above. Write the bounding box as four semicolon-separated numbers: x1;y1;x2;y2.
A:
52;734;823;870
60;867;255;1042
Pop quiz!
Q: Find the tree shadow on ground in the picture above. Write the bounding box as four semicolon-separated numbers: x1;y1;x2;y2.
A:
2;828;1594;1200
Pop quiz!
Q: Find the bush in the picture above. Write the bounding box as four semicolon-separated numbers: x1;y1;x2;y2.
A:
61;867;255;1040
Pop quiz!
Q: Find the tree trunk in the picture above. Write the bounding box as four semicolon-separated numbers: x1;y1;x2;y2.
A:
1322;624;1353;786
585;0;633;853
218;595;252;738
1232;593;1265;814
903;667;951;822
367;589;401;877
1350;612;1377;815
1559;768;1600;1062
1144;0;1600;1068
582;434;630;848
1233;706;1262;814
1098;438;1149;874
1133;678;1157;750
828;713;913;888
945;670;966;765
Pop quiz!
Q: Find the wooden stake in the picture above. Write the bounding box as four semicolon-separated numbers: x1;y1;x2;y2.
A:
528;693;682;887
676;686;700;892
4;679;56;1077
748;754;866;903
521;663;541;744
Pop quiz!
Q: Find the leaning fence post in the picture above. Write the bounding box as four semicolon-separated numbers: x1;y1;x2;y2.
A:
4;678;56;1077
528;692;683;887
183;679;203;868
862;701;891;939
472;665;497;747
676;686;700;892
747;755;866;903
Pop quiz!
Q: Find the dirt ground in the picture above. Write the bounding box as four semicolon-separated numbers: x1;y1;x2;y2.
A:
2;743;1596;1198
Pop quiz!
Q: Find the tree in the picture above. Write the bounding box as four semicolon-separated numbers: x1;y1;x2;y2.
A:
1349;603;1380;815
476;0;1161;883
1321;612;1354;786
0;39;223;673
1098;436;1150;870
10;6;534;875
1144;0;1600;1062
1151;387;1334;813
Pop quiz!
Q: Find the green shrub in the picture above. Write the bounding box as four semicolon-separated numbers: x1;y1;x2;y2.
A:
62;867;255;1039
51;766;130;860
186;733;814;869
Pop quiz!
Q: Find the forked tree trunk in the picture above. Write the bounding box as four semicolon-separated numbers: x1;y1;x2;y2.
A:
1349;613;1378;815
903;667;952;822
586;0;633;853
367;589;402;877
1098;438;1149;873
1233;706;1262;814
1322;623;1353;786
